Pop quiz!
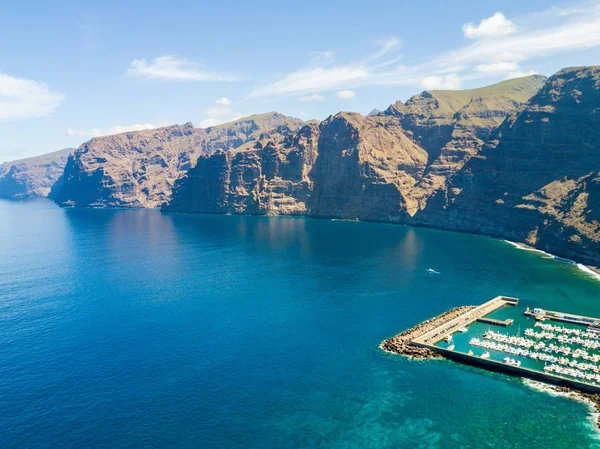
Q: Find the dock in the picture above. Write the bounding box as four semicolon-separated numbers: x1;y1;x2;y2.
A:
524;308;600;327
476;317;514;326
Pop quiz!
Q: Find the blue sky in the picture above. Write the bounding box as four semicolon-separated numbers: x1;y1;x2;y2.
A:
1;0;600;161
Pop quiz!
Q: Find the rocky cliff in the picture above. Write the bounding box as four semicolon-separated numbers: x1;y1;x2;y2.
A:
52;113;303;208
166;75;544;219
0;148;73;199
164;69;600;267
413;66;600;266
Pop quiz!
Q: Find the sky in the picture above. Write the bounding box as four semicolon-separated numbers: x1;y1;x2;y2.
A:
1;0;600;162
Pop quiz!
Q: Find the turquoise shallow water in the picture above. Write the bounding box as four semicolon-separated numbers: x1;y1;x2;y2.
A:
2;199;600;448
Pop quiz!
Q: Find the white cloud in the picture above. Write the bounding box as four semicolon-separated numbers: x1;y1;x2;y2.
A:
336;90;356;99
463;12;518;39
126;55;239;82
198;118;224;128
67;122;170;138
251;66;369;97
216;97;231;105
507;69;538;79
299;94;325;102
0;73;64;120
474;61;519;73
198;99;243;128
420;74;462;90
247;3;600;98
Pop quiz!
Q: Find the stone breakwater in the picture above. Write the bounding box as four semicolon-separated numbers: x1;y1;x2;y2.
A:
380;306;476;359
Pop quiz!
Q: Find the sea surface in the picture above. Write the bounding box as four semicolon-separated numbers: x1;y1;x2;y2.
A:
2;199;600;449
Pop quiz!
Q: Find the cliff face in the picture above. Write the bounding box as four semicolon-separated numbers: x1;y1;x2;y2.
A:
385;75;547;210
52;113;303;208
0;148;73;199
166;76;544;220
165;113;429;219
414;66;600;265
166;121;320;215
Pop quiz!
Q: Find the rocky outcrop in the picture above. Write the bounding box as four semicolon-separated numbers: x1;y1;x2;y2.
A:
52;113;303;208
0;148;73;199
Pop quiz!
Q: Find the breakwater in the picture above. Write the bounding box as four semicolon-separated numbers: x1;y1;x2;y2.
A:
380;306;476;359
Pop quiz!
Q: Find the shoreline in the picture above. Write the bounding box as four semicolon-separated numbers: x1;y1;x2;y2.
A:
524;379;600;433
503;239;600;281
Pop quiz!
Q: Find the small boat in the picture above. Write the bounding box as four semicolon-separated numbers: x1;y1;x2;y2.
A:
458;327;469;333
468;350;474;356
426;268;440;274
481;352;490;359
444;335;452;343
447;345;455;351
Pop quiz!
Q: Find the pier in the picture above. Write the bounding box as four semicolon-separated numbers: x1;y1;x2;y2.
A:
477;317;514;326
524;308;600;327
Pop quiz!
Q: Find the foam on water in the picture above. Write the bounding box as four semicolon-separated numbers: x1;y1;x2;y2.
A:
503;239;600;282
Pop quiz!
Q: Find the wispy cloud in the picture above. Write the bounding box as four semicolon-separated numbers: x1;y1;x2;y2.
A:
67;122;171;138
216;97;231;105
127;56;239;82
463;12;517;39
250;3;600;97
0;73;64;120
336;90;356;99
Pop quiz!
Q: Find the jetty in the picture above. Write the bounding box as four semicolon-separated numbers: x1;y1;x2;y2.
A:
524;307;600;327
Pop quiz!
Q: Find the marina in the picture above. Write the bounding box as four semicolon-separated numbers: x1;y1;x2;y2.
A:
382;296;600;395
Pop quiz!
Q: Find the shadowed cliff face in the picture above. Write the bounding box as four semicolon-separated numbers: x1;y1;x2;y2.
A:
0;148;73;199
414;66;600;265
52;113;303;208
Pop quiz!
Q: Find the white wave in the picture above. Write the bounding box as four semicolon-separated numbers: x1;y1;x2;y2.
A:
503;239;600;282
523;379;600;437
502;240;554;258
577;264;600;281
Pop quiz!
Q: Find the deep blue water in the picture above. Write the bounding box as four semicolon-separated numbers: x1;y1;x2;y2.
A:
2;199;600;448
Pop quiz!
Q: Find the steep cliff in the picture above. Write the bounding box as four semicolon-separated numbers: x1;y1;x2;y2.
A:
52;113;303;208
166;76;543;219
165;113;429;219
385;75;547;210
414;66;600;265
0;148;73;199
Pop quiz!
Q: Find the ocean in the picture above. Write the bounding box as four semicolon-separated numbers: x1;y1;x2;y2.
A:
2;199;600;448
